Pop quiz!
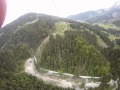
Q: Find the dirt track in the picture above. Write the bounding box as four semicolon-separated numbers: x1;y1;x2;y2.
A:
24;58;74;88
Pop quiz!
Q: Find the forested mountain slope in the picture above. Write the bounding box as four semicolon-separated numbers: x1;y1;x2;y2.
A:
0;13;120;89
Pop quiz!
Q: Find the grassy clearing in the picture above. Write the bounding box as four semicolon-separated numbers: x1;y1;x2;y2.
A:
55;22;67;34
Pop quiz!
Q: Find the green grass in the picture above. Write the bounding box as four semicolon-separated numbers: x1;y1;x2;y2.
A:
55;22;66;31
55;22;67;34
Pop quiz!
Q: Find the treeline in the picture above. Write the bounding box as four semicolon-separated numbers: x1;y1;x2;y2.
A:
39;30;109;76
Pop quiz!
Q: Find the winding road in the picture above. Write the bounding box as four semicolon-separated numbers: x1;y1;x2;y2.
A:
24;58;74;88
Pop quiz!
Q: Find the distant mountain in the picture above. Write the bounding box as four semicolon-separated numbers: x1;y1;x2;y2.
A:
0;13;120;89
67;10;99;20
67;9;106;21
67;1;120;25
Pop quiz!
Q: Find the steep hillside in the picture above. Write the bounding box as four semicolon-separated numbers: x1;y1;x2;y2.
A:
0;13;75;90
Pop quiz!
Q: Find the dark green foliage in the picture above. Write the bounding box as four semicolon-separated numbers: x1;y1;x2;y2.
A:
99;48;120;89
0;73;74;90
0;44;30;78
13;44;31;60
0;51;16;78
0;12;119;90
108;49;120;79
39;30;109;76
0;44;74;90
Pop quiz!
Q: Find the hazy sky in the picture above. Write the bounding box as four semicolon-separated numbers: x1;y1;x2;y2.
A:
3;0;120;26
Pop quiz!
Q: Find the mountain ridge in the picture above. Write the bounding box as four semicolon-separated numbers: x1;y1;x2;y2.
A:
67;1;120;25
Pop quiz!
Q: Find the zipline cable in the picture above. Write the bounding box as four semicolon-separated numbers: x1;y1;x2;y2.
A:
51;0;60;16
